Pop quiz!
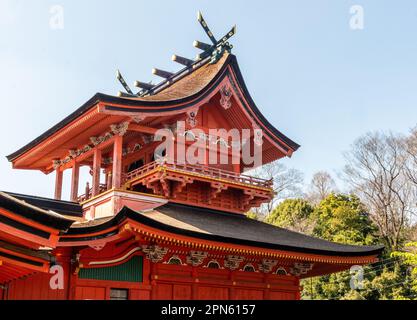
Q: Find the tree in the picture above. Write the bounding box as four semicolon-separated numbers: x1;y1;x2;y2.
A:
404;127;417;186
392;242;417;294
249;160;303;218
307;171;337;204
266;199;314;234
312;193;378;245
341;265;414;300
246;211;259;220
343;131;416;252
302;193;380;300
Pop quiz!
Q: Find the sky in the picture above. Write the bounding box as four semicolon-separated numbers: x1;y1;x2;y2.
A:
1;0;417;200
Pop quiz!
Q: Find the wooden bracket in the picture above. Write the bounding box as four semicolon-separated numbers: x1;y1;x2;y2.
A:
172;177;194;198
209;182;228;204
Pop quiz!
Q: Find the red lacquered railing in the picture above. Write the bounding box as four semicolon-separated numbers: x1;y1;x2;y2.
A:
122;159;273;189
78;183;108;202
122;161;161;184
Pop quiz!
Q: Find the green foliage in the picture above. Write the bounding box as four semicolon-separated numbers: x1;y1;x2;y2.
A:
246;211;259;220
302;272;352;300
300;193;380;300
312;193;378;246
392;242;417;293
266;199;314;233
263;193;416;300
344;265;413;300
302;255;415;300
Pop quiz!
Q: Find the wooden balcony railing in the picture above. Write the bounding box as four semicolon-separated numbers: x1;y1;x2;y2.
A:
122;159;273;189
78;183;108;203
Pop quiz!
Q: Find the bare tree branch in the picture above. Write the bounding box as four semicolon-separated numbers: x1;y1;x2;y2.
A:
343;131;415;251
249;161;304;218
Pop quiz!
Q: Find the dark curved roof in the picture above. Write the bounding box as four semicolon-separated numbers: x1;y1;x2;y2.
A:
3;192;83;218
66;203;384;257
0;190;383;257
0;191;75;230
7;53;299;163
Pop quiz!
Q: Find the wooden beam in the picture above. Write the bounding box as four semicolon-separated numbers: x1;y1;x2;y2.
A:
46;135;117;173
152;68;174;79
128;124;158;135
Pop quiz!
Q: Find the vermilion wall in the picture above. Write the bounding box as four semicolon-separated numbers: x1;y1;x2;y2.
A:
4;271;69;300
1;253;300;300
149;263;300;300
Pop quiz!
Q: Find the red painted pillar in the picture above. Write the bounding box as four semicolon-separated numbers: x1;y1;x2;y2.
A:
54;168;63;200
70;162;80;202
229;270;236;300
105;171;112;190
150;262;157;300
296;278;302;300
191;267;198;300
112;135;123;189
92;149;102;197
232;163;241;174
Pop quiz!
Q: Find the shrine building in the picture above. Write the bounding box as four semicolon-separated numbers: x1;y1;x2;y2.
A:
0;13;383;300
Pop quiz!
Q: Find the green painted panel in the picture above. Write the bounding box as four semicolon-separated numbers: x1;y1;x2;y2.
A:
79;256;143;283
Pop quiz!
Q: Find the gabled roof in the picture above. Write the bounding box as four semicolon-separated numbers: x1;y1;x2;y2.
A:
7;53;300;169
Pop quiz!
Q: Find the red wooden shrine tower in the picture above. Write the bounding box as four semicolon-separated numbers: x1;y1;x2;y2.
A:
0;13;383;300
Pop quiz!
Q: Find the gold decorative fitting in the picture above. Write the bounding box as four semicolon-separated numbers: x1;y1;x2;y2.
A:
259;259;278;273
219;85;233;110
138;230;372;265
186;251;208;267
290;263;314;276
110;121;129;136
142;245;169;263
224;255;245;271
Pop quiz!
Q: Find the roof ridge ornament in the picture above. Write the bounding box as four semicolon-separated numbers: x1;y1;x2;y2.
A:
195;11;237;64
116;70;134;96
115;12;237;97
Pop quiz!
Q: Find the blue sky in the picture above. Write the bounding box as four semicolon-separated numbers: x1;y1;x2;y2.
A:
1;0;417;199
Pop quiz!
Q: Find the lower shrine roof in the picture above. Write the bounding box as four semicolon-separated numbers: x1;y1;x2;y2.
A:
68;202;384;257
3;192;83;218
0;191;75;231
0;191;384;257
0;240;51;264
